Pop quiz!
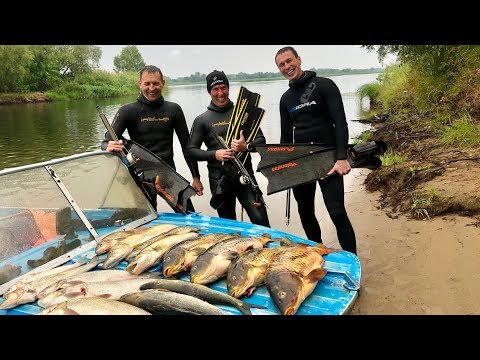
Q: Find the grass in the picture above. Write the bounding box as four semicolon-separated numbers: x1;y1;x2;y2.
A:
411;187;437;220
441;114;480;146
380;151;405;166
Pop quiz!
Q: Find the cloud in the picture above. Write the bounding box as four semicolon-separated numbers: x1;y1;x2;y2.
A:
168;49;181;57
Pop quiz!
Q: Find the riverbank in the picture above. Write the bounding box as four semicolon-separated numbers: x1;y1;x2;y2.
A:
0;92;50;105
346;170;480;314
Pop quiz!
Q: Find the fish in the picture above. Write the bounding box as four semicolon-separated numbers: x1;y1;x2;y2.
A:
227;241;337;299
190;234;274;285
227;246;293;299
124;225;199;262
125;232;199;275
37;269;159;299
162;233;239;277
95;229;143;255
120;289;227;315
38;277;160;308
1;259;88;297
102;223;178;269
27;238;81;269
0;257;103;309
265;245;328;315
38;297;151;315
0;264;22;285
140;278;265;315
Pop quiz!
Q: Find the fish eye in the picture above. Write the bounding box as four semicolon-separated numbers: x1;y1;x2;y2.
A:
232;275;236;281
279;291;286;299
165;256;170;261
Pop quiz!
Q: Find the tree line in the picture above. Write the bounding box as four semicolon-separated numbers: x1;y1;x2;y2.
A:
0;45;382;98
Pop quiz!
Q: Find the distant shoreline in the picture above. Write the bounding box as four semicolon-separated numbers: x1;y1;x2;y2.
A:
0;71;383;106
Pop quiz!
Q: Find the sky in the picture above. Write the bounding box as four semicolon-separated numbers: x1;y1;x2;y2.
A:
99;45;394;79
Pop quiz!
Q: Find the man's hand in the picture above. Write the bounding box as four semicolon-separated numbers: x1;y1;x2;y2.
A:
327;159;351;176
106;139;125;153
230;130;247;153
215;148;235;161
192;177;204;196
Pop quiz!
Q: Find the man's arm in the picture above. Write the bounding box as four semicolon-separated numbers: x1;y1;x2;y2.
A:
279;98;293;143
174;106;200;179
323;78;349;160
100;108;129;152
187;119;218;162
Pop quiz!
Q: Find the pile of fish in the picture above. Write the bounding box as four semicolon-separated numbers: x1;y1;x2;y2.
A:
0;222;340;315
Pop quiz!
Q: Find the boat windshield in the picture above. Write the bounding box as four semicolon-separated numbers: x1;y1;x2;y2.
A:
0;151;157;292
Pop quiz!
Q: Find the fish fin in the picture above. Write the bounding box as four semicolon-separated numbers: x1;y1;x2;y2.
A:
63;280;85;287
224;251;240;260
98;294;113;298
191;248;207;257
314;243;341;254
236;298;267;315
65;291;86;299
58;309;80;315
306;268;327;283
144;271;162;278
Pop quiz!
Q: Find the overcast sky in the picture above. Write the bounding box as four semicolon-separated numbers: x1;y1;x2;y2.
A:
99;45;393;79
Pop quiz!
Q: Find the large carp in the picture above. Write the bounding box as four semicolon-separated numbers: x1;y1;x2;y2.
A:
265;245;331;315
162;233;239;277
190;234;274;285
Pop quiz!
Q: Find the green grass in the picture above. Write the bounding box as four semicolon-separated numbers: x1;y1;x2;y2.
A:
380;151;405;166
441;115;480;146
411;187;437;220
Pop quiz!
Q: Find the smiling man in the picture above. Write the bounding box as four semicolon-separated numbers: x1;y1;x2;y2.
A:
101;65;203;210
187;70;270;227
275;46;357;254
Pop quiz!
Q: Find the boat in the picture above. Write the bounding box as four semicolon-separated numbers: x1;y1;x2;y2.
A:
0;151;361;315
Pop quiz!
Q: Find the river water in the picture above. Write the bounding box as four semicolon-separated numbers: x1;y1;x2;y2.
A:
0;73;379;239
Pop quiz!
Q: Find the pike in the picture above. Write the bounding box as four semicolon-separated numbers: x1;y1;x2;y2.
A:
140;278;265;315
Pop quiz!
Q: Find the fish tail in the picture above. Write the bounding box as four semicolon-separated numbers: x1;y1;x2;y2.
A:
237;300;266;315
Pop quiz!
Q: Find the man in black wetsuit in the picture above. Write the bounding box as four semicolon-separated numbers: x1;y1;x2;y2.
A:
101;65;203;211
275;47;357;254
187;70;270;227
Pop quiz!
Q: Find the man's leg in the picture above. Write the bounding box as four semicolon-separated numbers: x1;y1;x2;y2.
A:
293;182;322;242
319;176;356;254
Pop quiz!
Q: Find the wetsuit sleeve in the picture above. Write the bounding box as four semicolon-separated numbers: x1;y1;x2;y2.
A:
187;119;217;161
324;79;349;160
279;97;293;143
174;106;200;178
100;107;129;150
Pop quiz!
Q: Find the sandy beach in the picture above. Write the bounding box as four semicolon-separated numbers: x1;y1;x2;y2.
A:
157;163;480;315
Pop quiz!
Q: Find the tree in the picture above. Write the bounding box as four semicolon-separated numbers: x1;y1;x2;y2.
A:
0;45;34;93
56;45;102;77
113;46;145;73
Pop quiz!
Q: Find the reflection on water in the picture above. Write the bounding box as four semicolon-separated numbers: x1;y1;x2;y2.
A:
0;74;378;172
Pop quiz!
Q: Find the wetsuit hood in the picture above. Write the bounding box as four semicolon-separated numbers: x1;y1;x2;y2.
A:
137;92;165;106
289;70;316;91
207;99;233;113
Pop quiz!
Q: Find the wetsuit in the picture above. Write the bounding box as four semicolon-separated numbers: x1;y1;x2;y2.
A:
187;100;270;227
279;70;356;254
101;93;199;211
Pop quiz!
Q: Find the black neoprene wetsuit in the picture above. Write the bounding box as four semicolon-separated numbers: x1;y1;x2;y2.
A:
187;100;270;227
101;93;199;211
279;70;356;254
